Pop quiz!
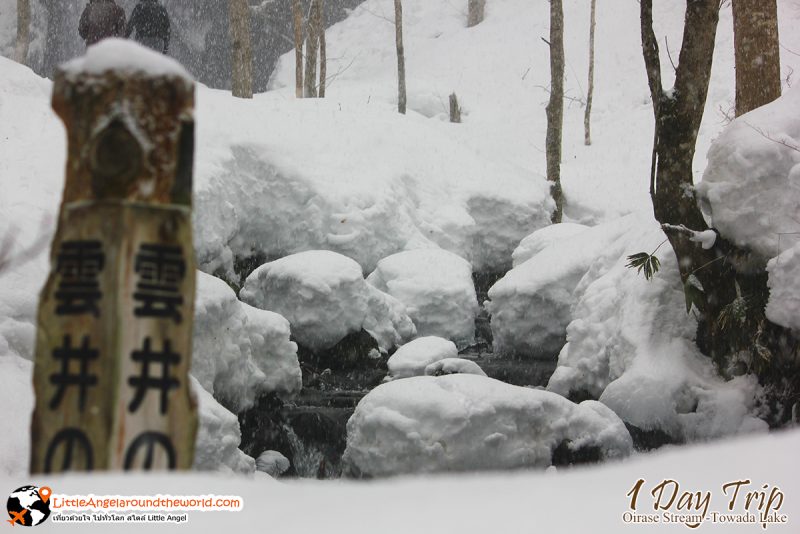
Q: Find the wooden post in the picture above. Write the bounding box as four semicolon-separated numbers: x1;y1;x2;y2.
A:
30;42;198;474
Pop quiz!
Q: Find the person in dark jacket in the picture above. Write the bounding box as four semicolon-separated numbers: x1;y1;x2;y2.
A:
79;0;126;47
126;0;171;55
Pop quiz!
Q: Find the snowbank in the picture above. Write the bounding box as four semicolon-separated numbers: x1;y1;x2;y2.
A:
192;272;301;413
512;222;588;267
367;249;479;348
545;218;767;441
385;336;458;380
766;243;800;332
487;216;634;359
425;358;486;377
240;250;415;353
192;377;256;475
344;374;632;476
0;353;33;478
697;84;800;261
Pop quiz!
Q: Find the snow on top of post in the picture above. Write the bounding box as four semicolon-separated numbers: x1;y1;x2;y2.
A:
61;39;193;81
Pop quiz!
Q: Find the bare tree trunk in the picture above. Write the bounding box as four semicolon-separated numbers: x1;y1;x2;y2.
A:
15;0;31;64
395;0;407;114
545;0;565;223
449;93;461;123
584;0;596;146
467;0;486;27
230;0;253;99
304;0;322;98
319;0;327;98
732;0;781;116
292;0;304;98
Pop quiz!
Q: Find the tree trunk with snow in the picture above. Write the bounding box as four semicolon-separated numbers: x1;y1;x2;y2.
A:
319;0;327;98
584;0;596;146
230;0;253;99
468;0;486;27
15;0;31;65
304;0;323;98
545;0;565;223
395;0;407;114
641;0;796;398
732;0;781;116
292;0;304;98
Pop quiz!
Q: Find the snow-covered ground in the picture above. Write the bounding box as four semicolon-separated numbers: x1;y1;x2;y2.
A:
2;0;800;516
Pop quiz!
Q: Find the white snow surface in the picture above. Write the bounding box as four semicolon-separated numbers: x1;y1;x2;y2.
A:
191;377;256;475
255;450;290;477
425;357;487;377
488;216;635;359
367;249;479;348
193;272;301;413
697;83;800;261
344;374;633;476
512;222;589;267
61;38;193;80
766;243;800;333
544;216;767;440
385;336;458;381
239;250;415;352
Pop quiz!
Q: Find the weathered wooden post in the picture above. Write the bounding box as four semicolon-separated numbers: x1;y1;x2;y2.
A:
30;40;198;473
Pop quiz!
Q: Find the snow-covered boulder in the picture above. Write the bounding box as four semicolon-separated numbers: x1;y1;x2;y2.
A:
512;223;588;267
343;375;632;476
546;221;768;442
240;250;415;353
424;358;486;377
766;243;800;332
487;216;634;359
386;336;459;380
255;451;291;478
193;272;302;413
192;377;256;475
697;84;800;261
367;249;479;348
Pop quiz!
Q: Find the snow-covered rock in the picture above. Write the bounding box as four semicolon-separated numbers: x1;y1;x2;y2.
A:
488;216;634;359
546;220;768;441
697;84;800;261
766;243;800;332
386;336;459;380
240;250;415;353
343;375;633;476
192;377;256;475
193;272;302;413
512;223;589;267
255;451;291;478
367;249;479;348
424;358;486;377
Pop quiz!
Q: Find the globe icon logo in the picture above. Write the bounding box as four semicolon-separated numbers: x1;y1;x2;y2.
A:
6;486;52;527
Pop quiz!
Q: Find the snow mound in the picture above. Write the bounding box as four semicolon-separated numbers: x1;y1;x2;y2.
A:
193;91;553;279
256;451;291;478
386;336;459;380
193;272;302;413
488;216;635;359
192;377;256;475
343;375;632;476
240;250;415;352
697;84;800;260
62;38;193;80
367;249;479;348
512;223;589;267
0;353;33;478
766;243;800;332
424;358;486;377
546;217;767;441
